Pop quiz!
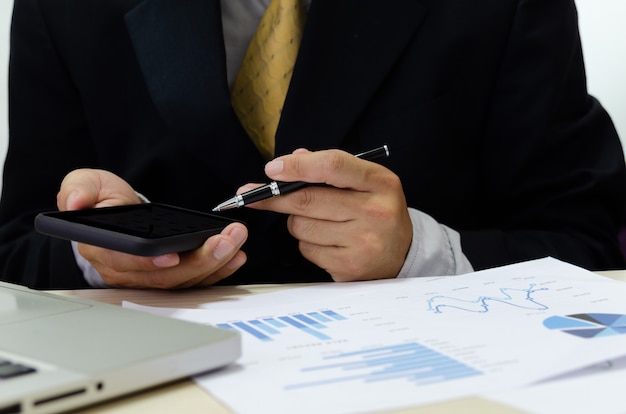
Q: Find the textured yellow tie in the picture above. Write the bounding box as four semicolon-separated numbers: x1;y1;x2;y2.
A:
231;0;306;160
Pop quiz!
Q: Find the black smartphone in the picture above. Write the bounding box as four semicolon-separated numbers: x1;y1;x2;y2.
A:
34;203;241;256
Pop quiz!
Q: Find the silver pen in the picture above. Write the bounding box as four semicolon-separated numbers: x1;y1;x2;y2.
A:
212;145;390;211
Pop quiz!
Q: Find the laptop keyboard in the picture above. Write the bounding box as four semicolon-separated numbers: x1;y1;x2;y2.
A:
0;358;37;380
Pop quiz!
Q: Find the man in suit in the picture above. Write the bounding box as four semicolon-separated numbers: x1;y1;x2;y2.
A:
1;0;625;289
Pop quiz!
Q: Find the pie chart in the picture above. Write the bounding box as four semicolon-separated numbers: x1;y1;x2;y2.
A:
543;313;626;338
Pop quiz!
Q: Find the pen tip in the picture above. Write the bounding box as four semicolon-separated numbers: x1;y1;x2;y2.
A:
212;196;240;212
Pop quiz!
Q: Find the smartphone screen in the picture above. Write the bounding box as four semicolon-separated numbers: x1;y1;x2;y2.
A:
34;203;241;256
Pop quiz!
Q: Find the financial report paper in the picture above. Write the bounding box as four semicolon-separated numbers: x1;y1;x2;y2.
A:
125;257;626;414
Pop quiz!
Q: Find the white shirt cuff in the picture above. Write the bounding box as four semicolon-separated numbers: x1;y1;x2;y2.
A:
72;192;147;288
71;241;108;288
396;208;474;278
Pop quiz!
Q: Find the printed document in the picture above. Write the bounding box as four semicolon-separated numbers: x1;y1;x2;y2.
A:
125;258;626;414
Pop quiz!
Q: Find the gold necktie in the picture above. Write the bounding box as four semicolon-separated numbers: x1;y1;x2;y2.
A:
231;0;306;160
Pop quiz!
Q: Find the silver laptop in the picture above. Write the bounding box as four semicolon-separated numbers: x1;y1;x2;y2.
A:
0;280;241;413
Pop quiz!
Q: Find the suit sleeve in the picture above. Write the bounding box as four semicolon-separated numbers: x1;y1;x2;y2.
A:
0;0;93;288
459;0;626;271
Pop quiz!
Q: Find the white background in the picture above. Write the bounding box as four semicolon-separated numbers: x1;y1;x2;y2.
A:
0;0;624;193
0;0;11;193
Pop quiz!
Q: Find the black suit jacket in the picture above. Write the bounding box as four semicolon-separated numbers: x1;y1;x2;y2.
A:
2;0;625;289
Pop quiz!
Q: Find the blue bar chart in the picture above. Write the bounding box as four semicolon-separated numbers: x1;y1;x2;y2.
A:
217;310;348;342
285;342;482;390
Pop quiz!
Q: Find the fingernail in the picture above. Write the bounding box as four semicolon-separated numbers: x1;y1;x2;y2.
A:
227;254;246;270
265;159;284;176
152;254;179;268
66;190;79;209
230;226;247;246
214;239;234;260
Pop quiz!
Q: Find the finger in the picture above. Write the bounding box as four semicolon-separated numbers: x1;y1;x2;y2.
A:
155;223;248;288
236;183;266;195
248;179;397;225
286;211;397;251
58;169;102;210
79;222;248;289
78;243;180;288
296;241;367;282
58;169;140;211
296;233;401;282
286;214;351;247
186;250;248;288
255;185;361;220
264;149;394;193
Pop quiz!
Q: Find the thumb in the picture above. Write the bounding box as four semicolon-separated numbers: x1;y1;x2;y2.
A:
56;168;107;211
61;189;96;211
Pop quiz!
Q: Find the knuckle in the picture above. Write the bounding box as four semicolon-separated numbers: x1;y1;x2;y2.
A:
291;188;316;211
323;151;346;175
382;172;402;188
348;254;371;277
96;270;121;286
297;239;318;256
290;215;316;236
367;170;402;193
363;202;395;225
330;273;350;282
147;272;177;289
326;249;372;281
96;267;132;288
331;258;367;281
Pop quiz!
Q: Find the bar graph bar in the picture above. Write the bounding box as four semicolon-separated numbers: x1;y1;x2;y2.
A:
322;310;347;320
249;319;280;335
216;309;347;342
284;342;482;390
278;316;331;340
306;312;333;323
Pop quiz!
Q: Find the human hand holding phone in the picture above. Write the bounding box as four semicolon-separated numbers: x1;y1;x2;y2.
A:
36;203;244;256
49;169;248;289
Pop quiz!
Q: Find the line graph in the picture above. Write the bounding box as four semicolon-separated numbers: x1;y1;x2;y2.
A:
426;283;549;313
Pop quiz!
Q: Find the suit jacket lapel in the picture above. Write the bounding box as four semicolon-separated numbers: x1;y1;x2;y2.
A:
125;0;228;136
277;0;428;155
124;0;267;178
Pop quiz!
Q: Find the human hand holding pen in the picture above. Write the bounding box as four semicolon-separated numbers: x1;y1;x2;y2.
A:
235;148;414;282
213;146;389;211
